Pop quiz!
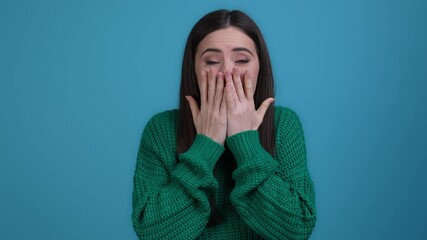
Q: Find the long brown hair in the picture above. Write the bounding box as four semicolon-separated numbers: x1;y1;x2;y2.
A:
177;9;276;225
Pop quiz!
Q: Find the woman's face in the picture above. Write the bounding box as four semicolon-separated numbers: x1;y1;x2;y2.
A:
194;27;260;90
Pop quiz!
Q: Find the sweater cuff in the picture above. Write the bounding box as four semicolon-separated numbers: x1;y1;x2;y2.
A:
184;134;225;170
226;130;277;168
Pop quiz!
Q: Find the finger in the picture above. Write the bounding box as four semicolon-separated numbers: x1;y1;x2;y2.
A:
199;71;208;105
243;70;254;99
220;92;227;114
208;68;217;104
224;70;237;110
256;97;275;119
214;72;224;110
185;95;200;122
232;68;245;102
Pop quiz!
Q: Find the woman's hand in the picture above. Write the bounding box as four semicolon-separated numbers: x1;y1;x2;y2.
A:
224;68;274;137
186;68;227;145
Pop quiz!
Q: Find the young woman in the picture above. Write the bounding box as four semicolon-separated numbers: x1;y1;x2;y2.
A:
132;9;316;239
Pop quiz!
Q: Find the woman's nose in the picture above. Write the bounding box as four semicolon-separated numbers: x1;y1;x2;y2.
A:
219;60;234;73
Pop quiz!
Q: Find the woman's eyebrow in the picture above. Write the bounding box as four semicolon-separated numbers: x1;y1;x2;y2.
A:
200;47;254;57
200;48;222;57
232;47;253;56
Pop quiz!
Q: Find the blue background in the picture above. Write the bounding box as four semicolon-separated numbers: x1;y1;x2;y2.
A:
1;0;426;239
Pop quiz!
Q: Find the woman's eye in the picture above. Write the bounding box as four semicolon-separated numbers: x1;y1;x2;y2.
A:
206;60;219;65
236;59;249;64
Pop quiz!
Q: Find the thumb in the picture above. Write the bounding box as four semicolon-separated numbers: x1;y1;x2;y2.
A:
185;95;199;122
256;97;275;119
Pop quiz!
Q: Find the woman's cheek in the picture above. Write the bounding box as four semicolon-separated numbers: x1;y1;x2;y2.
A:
243;68;259;91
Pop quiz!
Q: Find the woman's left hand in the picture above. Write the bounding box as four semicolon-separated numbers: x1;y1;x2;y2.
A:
224;68;274;137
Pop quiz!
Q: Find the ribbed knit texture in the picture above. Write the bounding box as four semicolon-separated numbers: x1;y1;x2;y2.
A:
132;106;316;239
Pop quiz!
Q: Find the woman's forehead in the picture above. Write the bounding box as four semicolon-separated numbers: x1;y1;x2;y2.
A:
197;27;256;53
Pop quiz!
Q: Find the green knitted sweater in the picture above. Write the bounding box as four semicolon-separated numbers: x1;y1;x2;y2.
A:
132;106;316;239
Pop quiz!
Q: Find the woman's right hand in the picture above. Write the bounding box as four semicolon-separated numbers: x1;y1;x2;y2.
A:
186;68;227;145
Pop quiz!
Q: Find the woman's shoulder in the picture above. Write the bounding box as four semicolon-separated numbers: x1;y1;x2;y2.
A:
138;110;179;167
146;109;179;126
274;106;302;125
273;105;304;136
142;109;179;138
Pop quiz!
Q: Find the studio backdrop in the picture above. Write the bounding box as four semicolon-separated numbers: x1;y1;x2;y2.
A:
1;0;426;239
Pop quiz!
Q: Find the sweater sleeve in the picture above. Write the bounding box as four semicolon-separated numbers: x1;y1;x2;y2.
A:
227;107;316;240
132;112;224;239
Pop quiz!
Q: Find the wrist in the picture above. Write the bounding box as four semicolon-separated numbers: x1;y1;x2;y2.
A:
201;133;225;146
227;127;251;138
